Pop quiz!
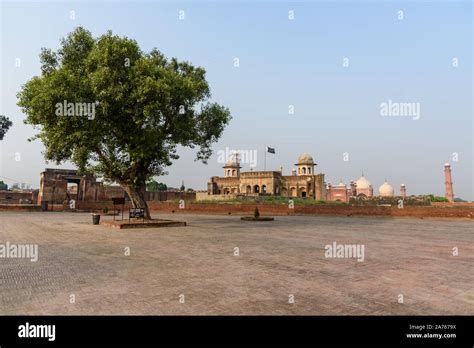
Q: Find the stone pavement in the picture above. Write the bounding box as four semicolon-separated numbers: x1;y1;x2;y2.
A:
0;212;472;315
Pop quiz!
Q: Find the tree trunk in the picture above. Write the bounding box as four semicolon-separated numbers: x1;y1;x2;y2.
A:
122;184;151;220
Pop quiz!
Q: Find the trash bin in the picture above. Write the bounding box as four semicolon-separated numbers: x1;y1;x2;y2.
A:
92;214;101;225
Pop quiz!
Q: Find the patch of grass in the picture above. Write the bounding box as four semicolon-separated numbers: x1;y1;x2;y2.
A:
190;196;349;205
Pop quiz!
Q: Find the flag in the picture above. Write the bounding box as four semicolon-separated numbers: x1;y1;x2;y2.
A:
266;146;275;154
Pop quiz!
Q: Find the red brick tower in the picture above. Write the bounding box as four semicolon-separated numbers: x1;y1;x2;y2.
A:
400;184;406;198
444;163;454;203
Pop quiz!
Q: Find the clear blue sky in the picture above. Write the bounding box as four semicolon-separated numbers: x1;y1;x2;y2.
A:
1;0;472;199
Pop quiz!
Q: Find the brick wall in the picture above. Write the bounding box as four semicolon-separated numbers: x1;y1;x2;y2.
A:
1;200;471;218
147;202;473;219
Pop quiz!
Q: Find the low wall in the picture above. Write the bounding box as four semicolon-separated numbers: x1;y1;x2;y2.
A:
146;202;474;219
431;202;474;207
0;191;37;204
196;192;237;201
0;204;42;212
0;201;472;218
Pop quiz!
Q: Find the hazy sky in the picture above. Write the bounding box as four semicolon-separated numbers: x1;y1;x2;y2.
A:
0;0;472;200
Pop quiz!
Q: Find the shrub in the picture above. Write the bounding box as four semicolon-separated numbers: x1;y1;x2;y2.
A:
254;207;260;219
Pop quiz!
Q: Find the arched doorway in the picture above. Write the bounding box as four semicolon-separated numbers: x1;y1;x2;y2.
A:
253;185;260;194
262;185;267;193
290;187;296;197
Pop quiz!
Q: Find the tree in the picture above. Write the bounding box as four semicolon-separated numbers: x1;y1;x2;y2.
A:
0;180;8;190
180;181;185;191
146;179;167;192
17;27;231;219
453;197;467;203
427;194;449;203
0;115;13;140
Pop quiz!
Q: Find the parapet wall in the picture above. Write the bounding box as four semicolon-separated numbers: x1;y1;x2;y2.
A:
146;202;473;218
1;201;471;218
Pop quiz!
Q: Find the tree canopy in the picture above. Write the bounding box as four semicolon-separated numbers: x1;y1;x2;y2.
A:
17;27;231;218
0;115;12;140
146;180;167;192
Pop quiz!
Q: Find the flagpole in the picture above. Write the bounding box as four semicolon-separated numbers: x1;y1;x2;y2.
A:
264;144;266;171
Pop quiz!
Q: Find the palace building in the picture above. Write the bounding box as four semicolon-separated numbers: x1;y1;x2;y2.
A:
202;152;408;202
207;153;326;200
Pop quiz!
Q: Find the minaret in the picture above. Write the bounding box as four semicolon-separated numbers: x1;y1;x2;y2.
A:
400;184;406;198
444;163;454;203
350;180;356;196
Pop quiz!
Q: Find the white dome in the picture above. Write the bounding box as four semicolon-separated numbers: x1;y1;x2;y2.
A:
379;181;394;197
355;175;371;189
297;153;314;165
224;159;239;167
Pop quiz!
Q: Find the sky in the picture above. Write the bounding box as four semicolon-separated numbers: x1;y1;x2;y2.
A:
0;0;472;200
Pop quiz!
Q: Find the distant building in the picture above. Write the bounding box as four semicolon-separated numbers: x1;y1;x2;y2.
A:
203;152;409;202
379;180;395;197
207;153;326;199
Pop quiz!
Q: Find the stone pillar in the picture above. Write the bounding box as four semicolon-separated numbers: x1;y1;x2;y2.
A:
444;163;454;203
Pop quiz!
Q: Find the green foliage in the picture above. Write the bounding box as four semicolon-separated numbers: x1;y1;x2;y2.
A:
198;196;348;205
427;194;449;202
146;180;167;192
0;180;8;190
180;183;185;191
349;195;431;206
254;207;260;218
186;188;194;192
17;27;232;193
0;115;13;140
453;197;467;203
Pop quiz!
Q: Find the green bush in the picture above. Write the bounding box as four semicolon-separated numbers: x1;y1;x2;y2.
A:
427;194;449;202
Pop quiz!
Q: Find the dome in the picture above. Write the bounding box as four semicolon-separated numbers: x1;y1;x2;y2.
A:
379;181;394;197
297;153;314;165
355;175;371;189
224;159;240;167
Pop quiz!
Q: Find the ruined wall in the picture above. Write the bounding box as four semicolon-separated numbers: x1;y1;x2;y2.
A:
0;191;37;204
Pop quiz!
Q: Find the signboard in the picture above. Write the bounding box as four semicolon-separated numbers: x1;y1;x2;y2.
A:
112;197;125;205
129;208;145;220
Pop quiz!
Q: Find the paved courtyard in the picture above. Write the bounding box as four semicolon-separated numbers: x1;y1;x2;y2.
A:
0;211;472;315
